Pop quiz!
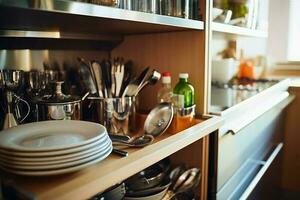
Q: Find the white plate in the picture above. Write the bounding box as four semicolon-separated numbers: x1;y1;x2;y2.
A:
0;138;108;162
0;120;107;152
0;139;111;166
0;141;112;170
0;145;112;176
0;134;110;157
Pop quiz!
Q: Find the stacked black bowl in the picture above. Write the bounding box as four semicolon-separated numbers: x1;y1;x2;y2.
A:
91;183;126;200
124;159;171;200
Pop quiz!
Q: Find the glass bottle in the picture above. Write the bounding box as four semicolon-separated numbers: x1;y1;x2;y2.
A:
173;73;194;108
157;72;173;103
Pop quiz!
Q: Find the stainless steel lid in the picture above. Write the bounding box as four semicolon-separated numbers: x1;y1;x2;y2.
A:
38;81;81;104
144;102;174;137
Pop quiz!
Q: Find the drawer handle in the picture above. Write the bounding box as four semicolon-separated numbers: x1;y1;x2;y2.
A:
227;129;236;135
239;143;283;200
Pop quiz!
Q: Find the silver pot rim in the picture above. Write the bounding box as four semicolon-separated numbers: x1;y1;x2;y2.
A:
37;100;81;105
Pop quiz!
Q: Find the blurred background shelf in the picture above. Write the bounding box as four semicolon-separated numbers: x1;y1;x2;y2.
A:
212;22;268;38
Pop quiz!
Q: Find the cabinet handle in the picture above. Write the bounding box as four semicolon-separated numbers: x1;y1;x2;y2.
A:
239;143;283;200
227;129;236;135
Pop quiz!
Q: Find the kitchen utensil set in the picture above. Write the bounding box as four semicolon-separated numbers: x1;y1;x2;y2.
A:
91;61;104;98
78;58;161;98
78;57;98;95
80;57;128;98
123;68;161;97
114;58;125;97
0;120;112;176
134;70;161;95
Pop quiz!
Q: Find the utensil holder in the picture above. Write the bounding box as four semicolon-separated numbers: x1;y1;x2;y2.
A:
89;96;138;136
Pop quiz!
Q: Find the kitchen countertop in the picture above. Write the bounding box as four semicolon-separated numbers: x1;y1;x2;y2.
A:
210;79;280;114
209;78;292;137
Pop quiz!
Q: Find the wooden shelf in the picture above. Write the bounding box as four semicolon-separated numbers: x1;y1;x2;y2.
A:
4;116;223;200
0;0;204;36
212;22;268;38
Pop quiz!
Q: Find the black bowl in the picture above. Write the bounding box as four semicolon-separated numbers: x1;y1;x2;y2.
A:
126;177;171;197
92;183;125;200
125;159;170;191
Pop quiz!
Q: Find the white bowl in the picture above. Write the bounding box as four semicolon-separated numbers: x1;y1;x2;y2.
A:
212;8;223;20
212;59;239;83
254;66;264;79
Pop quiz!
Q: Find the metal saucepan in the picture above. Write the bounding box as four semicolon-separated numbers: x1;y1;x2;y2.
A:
35;81;89;121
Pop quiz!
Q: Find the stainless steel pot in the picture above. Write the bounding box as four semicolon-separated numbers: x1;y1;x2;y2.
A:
35;82;88;121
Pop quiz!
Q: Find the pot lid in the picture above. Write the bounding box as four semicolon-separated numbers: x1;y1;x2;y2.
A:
38;81;81;104
144;102;174;137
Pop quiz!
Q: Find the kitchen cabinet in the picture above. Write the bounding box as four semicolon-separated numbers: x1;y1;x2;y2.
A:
210;93;293;200
280;86;300;193
0;0;224;200
1;0;293;199
207;1;296;199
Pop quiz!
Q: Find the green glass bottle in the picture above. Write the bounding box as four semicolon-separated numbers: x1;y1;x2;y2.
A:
173;73;194;108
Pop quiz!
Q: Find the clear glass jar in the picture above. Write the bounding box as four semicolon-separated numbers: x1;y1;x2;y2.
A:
89;0;120;7
158;0;189;18
131;0;155;13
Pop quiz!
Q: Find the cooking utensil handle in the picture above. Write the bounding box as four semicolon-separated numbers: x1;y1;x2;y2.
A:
14;94;30;123
81;92;90;101
161;190;175;200
112;148;128;157
109;134;131;142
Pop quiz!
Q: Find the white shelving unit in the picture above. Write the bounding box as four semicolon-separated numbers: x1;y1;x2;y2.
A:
212;22;268;38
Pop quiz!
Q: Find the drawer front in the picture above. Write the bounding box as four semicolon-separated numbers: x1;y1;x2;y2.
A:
216;102;286;199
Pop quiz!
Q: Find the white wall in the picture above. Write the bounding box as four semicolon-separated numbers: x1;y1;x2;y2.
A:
268;0;300;62
267;0;290;63
287;0;300;61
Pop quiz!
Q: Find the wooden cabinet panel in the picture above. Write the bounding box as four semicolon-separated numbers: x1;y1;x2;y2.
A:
281;87;300;191
111;31;206;113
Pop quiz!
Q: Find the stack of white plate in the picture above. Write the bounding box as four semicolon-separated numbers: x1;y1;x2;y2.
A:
0;120;112;176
